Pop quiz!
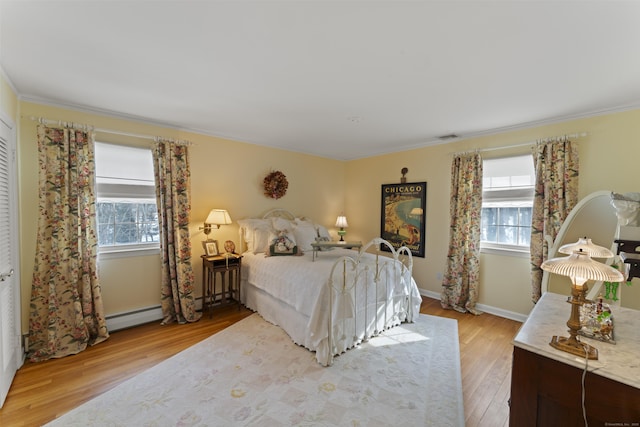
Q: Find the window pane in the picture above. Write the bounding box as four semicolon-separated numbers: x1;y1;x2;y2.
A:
98;223;114;246
483;225;497;242
97;202;115;223
115;203;136;223
519;226;531;246
137;203;157;222
97;200;159;247
115;223;138;244
138;222;159;243
519;207;532;225
499;208;519;225
497;225;517;244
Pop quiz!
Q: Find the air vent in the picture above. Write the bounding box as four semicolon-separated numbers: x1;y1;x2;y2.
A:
438;134;459;140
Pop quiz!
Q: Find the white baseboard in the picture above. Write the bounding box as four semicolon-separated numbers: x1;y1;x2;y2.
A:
420;289;528;323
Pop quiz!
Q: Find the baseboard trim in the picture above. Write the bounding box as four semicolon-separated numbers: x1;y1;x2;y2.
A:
420;289;528;323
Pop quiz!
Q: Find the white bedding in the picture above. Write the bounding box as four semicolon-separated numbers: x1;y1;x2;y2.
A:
241;247;422;365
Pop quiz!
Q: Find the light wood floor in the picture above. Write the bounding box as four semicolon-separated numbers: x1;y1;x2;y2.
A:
0;297;522;426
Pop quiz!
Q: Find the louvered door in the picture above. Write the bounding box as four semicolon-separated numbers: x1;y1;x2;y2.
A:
0;114;20;408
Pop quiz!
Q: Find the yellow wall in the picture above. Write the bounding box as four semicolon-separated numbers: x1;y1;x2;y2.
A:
12;93;640;332
0;72;18;123
346;109;640;316
17;102;345;332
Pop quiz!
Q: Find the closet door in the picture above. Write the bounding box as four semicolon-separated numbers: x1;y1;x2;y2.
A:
0;114;21;408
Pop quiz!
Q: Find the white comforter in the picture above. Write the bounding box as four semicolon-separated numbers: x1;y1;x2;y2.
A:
242;248;422;365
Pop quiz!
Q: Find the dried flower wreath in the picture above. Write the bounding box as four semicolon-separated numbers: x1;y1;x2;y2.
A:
263;170;288;199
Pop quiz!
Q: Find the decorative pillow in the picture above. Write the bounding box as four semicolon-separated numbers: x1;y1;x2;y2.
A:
268;231;298;256
293;219;317;251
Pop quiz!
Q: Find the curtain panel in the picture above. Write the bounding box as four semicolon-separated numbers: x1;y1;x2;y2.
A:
530;139;579;302
28;125;109;362
441;152;483;314
152;139;201;324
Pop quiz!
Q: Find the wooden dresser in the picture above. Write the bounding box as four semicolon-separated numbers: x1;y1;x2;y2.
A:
510;292;640;426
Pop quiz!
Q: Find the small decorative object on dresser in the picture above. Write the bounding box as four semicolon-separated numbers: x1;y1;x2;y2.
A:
224;240;236;254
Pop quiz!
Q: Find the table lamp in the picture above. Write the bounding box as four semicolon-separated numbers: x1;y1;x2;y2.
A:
541;249;623;360
335;215;348;241
557;236;615;301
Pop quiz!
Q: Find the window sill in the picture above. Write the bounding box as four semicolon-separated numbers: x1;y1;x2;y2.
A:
99;246;160;260
480;245;530;258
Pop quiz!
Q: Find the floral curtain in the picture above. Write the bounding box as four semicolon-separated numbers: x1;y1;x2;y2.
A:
29;124;109;362
530;139;579;302
441;152;483;314
152;139;201;324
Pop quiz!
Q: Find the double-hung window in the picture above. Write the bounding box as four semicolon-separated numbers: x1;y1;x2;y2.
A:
481;155;535;254
95;142;159;254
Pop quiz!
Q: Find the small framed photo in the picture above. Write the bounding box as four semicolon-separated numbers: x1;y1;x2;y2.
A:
203;240;219;256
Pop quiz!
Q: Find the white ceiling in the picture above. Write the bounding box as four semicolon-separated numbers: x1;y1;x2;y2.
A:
2;1;640;160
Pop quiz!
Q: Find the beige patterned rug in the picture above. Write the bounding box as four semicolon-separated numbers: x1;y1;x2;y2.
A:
46;313;464;426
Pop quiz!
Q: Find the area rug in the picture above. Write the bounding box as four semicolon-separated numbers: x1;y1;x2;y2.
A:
46;313;464;426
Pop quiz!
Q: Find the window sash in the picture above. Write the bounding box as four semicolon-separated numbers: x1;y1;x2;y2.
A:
97;199;159;248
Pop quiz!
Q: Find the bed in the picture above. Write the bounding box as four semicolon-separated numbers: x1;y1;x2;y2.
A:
237;209;422;366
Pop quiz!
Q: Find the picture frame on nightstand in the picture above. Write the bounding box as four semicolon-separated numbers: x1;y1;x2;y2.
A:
203;240;219;256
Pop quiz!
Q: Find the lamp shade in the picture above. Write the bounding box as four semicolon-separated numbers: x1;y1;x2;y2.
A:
558;237;614;258
205;209;232;226
335;216;349;228
541;250;624;283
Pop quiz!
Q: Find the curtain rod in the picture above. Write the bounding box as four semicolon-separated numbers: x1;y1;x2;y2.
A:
452;132;587;156
29;116;193;145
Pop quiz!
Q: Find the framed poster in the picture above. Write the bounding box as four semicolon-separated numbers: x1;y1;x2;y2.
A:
380;182;426;257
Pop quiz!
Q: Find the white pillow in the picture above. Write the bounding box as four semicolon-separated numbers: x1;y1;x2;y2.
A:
293;219;318;251
237;219;272;253
315;223;331;239
253;227;272;254
271;217;293;232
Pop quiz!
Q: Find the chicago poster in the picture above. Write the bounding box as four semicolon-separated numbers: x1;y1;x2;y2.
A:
380;182;426;257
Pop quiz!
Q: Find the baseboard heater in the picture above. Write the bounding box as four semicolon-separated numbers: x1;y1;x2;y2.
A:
105;298;206;332
106;305;163;331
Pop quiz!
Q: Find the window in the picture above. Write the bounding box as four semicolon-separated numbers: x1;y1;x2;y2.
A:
481;155;535;252
95;142;159;252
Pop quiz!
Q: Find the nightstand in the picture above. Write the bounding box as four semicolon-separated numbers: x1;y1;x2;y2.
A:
201;254;242;317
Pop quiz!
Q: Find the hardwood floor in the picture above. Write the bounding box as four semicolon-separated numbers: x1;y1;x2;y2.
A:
0;298;522;426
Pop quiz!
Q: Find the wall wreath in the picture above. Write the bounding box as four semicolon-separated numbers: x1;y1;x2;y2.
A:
263;170;288;199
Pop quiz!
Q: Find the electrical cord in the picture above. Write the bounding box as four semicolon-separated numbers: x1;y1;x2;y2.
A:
580;345;589;427
579;342;602;427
